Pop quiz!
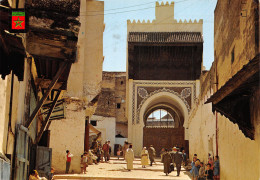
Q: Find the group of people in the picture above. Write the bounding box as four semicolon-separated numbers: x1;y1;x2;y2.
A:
190;154;220;180
126;144;187;177
140;145;156;168
66;142;220;179
123;142;155;171
65;140;113;174
160;147;187;176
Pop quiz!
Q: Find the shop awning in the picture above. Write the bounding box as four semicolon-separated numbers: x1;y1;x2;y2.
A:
205;54;260;140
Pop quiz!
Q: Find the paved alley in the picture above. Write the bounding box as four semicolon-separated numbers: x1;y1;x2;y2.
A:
53;157;191;180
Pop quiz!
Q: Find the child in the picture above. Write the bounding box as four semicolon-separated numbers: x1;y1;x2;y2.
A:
82;152;88;174
117;148;121;159
205;163;213;180
80;155;84;174
190;157;199;180
213;156;220;180
198;162;205;180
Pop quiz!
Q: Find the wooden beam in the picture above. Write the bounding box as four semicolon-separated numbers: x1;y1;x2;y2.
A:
35;78;63;90
36;90;61;144
27;31;77;49
27;42;74;60
25;62;68;128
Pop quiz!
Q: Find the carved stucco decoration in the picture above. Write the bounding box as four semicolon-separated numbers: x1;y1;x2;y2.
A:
132;81;196;124
136;87;191;124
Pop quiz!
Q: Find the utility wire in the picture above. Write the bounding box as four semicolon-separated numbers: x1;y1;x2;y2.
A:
86;0;190;13
81;0;193;16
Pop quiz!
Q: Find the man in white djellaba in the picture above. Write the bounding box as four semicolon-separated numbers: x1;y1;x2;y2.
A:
125;144;134;171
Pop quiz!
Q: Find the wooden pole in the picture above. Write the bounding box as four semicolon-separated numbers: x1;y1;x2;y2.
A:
84;116;90;152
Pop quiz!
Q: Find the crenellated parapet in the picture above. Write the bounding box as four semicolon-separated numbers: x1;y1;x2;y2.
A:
127;19;203;24
155;1;174;6
127;1;203;33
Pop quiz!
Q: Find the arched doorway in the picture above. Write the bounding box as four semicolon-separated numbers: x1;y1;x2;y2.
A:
140;93;189;157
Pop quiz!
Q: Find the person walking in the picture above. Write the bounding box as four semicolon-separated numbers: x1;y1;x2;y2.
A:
169;147;176;171
173;148;183;176
123;140;129;159
108;141;111;161
148;145;156;166
125;144;134;171
141;147;149;168
96;145;102;163
162;149;172;176
160;148;165;162
102;141;109;162
65;150;73;174
117;147;122;160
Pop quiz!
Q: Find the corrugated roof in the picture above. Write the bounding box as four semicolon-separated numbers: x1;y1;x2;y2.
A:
128;32;203;43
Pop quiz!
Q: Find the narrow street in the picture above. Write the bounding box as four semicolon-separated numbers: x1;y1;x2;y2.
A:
0;0;259;179
53;157;191;180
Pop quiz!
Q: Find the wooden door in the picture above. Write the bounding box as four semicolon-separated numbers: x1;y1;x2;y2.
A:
35;146;52;179
14;126;30;180
143;127;185;157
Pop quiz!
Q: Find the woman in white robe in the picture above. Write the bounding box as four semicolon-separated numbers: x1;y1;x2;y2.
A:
141;147;149;168
125;144;134;171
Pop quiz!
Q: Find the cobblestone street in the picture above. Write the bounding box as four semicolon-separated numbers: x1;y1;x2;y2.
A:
53;157;191;180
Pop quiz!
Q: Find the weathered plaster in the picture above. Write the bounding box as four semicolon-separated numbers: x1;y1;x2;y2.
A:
50;0;104;173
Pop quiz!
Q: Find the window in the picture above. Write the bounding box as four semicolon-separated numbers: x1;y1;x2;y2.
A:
146;109;175;128
90;120;97;126
117;103;121;109
231;47;235;64
121;81;124;85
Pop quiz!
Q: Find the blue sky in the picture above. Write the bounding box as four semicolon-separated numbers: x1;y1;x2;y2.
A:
102;0;217;71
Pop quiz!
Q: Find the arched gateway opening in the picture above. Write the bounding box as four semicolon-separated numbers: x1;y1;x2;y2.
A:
140;92;189;157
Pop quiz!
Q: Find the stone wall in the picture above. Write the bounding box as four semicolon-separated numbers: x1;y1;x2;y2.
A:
93;72;127;139
214;0;259;88
49;100;85;173
188;1;260;177
95;72;126;119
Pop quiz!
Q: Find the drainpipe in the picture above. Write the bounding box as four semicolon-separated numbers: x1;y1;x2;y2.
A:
215;61;219;156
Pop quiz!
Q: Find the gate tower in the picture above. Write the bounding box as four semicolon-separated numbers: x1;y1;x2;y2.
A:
126;1;203;156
